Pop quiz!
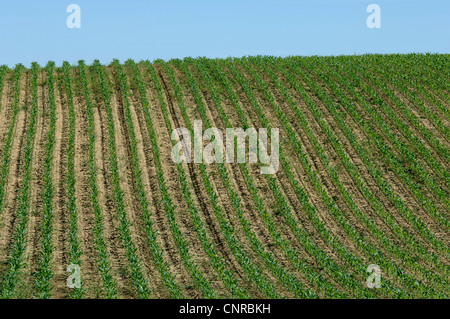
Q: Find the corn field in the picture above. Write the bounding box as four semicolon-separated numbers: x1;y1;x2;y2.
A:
0;54;448;299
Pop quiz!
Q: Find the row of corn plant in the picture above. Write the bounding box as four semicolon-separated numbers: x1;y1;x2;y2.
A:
192;57;348;298
61;61;84;298
307;56;450;232
343;56;449;178
0;65;23;217
92;60;151;298
360;54;450;164
253;56;445;291
213;58;381;298
0;64;38;298
140;60;253;298
284;57;450;264
314;56;450;238
383;54;449;101
76;61;118;298
255;56;448;296
195;57;348;298
132;62;251;299
34;62;58;298
224;57;409;298
176;57;325;298
113;59;203;299
160;60;283;298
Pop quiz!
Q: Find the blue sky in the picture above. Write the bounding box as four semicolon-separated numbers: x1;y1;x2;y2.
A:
0;0;448;67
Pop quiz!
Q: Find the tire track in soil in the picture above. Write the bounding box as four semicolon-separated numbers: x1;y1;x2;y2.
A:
106;66;159;297
136;64;199;297
157;67;234;297
72;69;103;298
126;71;193;297
51;72;70;298
0;70;30;278
0;76;12;270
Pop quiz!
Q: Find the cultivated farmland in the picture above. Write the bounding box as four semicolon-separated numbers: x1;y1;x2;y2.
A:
0;54;448;299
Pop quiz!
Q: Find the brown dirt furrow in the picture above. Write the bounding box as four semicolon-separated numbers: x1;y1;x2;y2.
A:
50;71;70;298
0;71;30;271
106;66;160;297
21;70;47;298
226;65;356;290
0;71;11;117
183;65;307;295
93;101;134;299
72;68;103;298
